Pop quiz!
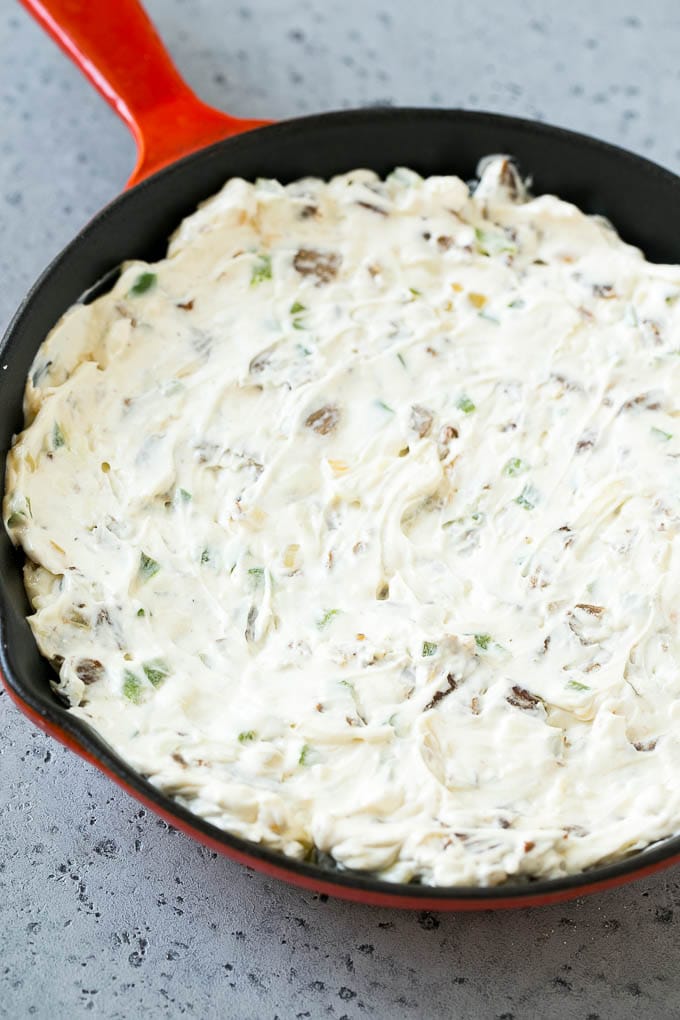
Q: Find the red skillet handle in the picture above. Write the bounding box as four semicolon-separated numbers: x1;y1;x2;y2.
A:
20;0;269;187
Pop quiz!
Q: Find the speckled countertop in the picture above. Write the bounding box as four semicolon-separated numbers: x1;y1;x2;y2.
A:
2;2;680;1018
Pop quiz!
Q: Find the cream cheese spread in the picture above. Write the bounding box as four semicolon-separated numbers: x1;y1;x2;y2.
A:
5;157;680;886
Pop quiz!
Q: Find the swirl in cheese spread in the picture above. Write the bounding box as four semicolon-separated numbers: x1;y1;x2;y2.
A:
5;158;680;887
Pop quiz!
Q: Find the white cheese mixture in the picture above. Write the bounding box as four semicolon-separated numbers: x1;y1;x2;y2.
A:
5;158;680;886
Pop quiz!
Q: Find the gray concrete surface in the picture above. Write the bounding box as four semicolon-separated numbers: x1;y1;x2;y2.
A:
2;1;680;1017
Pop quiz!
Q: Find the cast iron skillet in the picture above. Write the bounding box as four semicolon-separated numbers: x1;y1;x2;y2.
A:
3;0;680;911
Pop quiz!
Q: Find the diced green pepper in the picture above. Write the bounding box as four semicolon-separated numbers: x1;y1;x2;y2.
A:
456;395;475;414
251;254;272;285
142;659;170;688
122;670;144;703
318;608;340;630
139;552;160;580
504;457;528;477
515;485;539;510
129;271;157;296
52;423;67;449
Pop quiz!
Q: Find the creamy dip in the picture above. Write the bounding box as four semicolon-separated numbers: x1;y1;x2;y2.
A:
5;157;680;886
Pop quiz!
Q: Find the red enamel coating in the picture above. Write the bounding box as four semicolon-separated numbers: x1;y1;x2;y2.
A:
19;0;268;186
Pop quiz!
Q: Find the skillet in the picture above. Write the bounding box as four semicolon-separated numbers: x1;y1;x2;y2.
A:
3;0;680;910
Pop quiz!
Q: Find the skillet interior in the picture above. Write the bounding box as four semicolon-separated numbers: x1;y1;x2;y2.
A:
3;107;680;906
